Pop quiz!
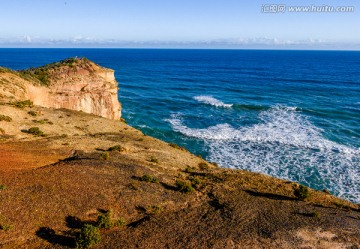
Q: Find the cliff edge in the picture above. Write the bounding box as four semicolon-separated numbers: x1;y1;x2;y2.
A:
0;58;121;120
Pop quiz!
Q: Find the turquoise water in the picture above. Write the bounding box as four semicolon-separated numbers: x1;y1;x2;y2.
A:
0;49;359;203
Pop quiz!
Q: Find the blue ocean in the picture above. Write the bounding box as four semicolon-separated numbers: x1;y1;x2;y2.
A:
0;49;359;203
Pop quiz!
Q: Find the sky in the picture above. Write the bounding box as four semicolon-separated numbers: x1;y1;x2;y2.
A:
0;0;359;49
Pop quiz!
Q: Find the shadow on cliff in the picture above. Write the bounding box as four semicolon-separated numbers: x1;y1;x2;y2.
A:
36;226;75;248
245;190;297;201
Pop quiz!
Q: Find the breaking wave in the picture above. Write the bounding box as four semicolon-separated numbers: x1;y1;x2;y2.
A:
193;95;233;108
168;106;360;203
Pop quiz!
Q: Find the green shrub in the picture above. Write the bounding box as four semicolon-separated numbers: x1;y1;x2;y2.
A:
294;185;310;200
107;145;124;152
13;100;33;108
0;114;12;122
75;224;101;249
28;111;38;116
149;156;159;163
168;143;186;151
33;119;45;124
21;127;46;137
148;205;163;214
100;152;110;160
310;211;321;219
115;217;126;226
175;180;195;194
184;166;195;173
0;224;13;231
96;211;113;229
198;162;209;170
0;185;7;190
140;174;159;183
191;177;203;186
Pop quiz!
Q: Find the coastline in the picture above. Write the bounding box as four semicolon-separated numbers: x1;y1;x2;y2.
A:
0;59;359;248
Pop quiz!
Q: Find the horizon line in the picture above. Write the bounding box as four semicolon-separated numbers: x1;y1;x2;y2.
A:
0;47;359;51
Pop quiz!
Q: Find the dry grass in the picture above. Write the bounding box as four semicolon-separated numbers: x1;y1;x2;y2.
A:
0;104;359;249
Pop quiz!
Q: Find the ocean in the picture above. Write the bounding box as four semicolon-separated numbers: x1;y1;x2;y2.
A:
0;49;359;203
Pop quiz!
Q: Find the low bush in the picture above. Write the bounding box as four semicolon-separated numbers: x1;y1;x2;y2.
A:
0;114;12;122
198;162;209;170
100;152;110;160
149;156;159;163
75;224;101;249
191;177;203;186
21;127;46;137
0;185;7;190
115;217;126;226
184;166;195;173
107;145;124;152
175;180;195;194
13;100;33;108
96;211;113;229
148;205;163;214
294;185;310;200
28;111;38;116
0;224;13;231
140;174;159;183
168;143;187;151
310;211;321;219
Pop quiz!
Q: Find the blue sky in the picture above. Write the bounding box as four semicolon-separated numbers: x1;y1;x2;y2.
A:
0;0;359;49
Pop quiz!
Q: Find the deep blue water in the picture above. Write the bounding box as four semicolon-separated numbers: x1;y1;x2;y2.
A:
0;48;359;203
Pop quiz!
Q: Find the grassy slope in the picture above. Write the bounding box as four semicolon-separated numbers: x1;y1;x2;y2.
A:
0;104;359;249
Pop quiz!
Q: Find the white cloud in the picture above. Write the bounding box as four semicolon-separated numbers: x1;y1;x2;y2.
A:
0;36;358;50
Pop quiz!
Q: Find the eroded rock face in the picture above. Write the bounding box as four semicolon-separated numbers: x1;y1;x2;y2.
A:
0;58;122;120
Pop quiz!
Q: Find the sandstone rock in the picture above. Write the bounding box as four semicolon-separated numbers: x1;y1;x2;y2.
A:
0;58;121;120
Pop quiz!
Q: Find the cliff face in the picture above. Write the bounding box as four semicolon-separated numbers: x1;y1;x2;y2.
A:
0;58;121;120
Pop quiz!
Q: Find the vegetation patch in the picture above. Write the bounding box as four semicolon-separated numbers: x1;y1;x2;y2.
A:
21;127;46;137
100;152;110;160
333;201;351;210
149;156;159;163
32;119;53;125
140;174;159;183
96;210;126;229
169;143;187;151
96;210;113;229
293;185;310;201
107;145;124;152
175;180;195;194
0;114;12;122
12;100;33;108
28;110;38;116
0;185;7;190
190;177;204;189
147;205;163;214
198;162;209;170
75;224;101;249
0;128;4;135
184;166;195;173
0;224;13;231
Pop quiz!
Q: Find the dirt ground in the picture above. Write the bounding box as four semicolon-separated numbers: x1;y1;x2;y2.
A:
1;104;359;249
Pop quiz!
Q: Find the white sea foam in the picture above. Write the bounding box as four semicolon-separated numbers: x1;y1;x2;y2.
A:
193;95;233;108
168;106;360;203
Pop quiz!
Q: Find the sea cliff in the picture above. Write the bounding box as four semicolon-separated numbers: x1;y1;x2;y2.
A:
0;58;121;120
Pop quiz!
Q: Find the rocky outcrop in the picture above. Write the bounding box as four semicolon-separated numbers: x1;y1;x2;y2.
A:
0;58;121;120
